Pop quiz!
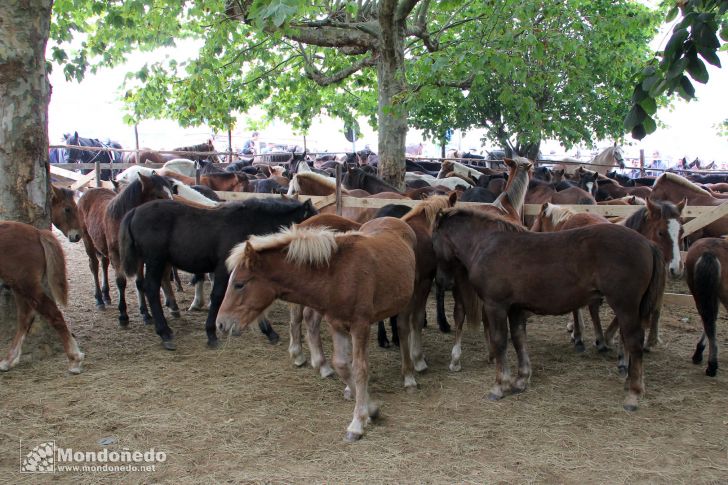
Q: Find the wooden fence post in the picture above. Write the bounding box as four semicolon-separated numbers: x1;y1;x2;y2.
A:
227;127;233;164
640;149;645;177
95;160;101;187
134;124;140;150
335;163;342;216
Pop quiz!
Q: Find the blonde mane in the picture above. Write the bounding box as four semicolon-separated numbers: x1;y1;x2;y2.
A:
226;226;339;271
287;171;336;195
542;203;575;225
403;195;454;225
440;207;527;233
493;156;531;215
657;172;712;196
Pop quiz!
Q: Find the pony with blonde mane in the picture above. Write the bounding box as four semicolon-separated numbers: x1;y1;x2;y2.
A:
219;217;417;441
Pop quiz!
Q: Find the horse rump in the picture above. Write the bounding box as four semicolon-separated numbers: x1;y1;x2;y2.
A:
690;252;721;374
38;231;69;306
639;243;666;324
119;208;140;278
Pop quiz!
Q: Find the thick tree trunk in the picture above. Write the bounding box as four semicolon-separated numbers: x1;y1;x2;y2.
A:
517;138;541;161
0;0;58;360
376;7;407;191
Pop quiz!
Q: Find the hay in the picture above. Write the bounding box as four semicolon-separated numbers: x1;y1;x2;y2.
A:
0;233;726;482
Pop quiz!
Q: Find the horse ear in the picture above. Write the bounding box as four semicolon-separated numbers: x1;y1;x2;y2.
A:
540;202;549;213
50;184;60;201
137;173;151;190
111;180;120;192
591;172;599;181
677;197;687;213
243;243;259;268
503;158;514;168
447;191;458;207
646;197;660;216
555;169;564;176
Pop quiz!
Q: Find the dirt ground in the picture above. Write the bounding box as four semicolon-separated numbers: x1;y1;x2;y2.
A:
1;231;727;484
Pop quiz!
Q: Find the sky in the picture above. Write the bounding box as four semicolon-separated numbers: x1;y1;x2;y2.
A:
47;22;727;164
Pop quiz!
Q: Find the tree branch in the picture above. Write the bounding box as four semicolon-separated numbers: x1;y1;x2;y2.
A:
395;0;421;24
299;46;377;86
283;25;377;53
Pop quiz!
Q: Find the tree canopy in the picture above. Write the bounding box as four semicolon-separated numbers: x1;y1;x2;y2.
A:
50;1;668;166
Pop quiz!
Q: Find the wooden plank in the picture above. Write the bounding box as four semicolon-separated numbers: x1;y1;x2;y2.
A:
70;170;98;191
682;202;728;236
313;194;337;210
662;292;694;308
50;165;84;181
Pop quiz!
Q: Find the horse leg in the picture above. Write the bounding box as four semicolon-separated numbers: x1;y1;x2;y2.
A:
588;301;608;352
571;309;586;353
619;314;645;411
705;317;719;377
482;307;494;363
0;295;35;371
644;305;662;352
142;263;175;350
485;305;510;401
345;323;375;442
692;332;707;366
84;240;105;309
35;293;84;374
377;321;390;348
303;307;333;378
329;324;355;402
258;315;279;344
100;255;112;305
204;271;230;348
133;261;152;325
509;309;531;393
188;274;206;311
603;316;620;347
172;267;183;293
435;280;451;333
409;282;431;372
448;290;466;372
115;272;130;327
390;316;399;347
160;268;181;318
288;304;307;367
396;307;417;391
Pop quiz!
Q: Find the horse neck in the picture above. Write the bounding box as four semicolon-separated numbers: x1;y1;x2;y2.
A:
497;167;529;218
256;253;328;307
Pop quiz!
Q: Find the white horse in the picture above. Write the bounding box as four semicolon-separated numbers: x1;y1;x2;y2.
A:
405;172;473;190
116;166;219;208
162;158;196;178
559;144;625;175
437;160;484;181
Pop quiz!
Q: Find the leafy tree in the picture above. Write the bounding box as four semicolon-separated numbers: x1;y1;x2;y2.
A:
626;0;727;140
408;1;660;159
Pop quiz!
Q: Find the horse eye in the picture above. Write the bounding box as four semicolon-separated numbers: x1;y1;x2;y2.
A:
64;207;71;213
233;282;245;290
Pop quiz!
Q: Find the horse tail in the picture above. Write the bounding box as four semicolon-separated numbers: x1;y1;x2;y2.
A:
692;252;721;337
119;209;140;277
456;271;482;328
640;243;667;323
38;230;69;306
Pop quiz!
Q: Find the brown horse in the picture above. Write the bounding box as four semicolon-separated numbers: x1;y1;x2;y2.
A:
50;185;83;243
651;172;728;237
686;238;728;377
159;169;250;192
0;222;84;374
218;217;417;441
433;208;665;411
78;174;174;323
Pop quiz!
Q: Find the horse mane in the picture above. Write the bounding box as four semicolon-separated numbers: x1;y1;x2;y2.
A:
438;207;527;233
622;207;648;231
402;195;453;225
226;197;310;215
656;172;711;196
174;142;212;152
448;160;483;180
288;171;336;195
543;203;575;226
107;175;170;220
227;226;343;270
493;156;530;214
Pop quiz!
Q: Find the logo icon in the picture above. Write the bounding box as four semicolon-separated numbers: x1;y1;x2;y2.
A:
20;441;55;473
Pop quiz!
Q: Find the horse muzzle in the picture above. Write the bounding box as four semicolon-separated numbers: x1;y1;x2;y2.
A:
67;231;81;243
217;315;238;334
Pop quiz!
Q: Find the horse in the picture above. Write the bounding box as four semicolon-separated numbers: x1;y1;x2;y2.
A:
63;132;122;180
559;144;625;175
343;166;402;194
77;174;174;321
50;185;83;243
532;199;685;356
0;222;84;374
218;217;417;441
437;160;482;184
432;208;666;411
651;172;728;237
158;168;250;192
161;159;197;177
119;197;318;350
116;166;220;207
686;238;728;377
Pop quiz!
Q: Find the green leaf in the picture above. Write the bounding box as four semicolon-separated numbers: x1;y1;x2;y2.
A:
641;75;660;93
631;123;647;140
624;105;647;131
642;115;656;134
678;75;696;99
699;49;722;67
638;97;657;115
665;6;678;22
687;56;710;83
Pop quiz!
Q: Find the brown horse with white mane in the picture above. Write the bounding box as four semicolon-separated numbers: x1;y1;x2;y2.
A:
0;222;84;374
433;208;665;411
50;185;83;243
218;217;417;441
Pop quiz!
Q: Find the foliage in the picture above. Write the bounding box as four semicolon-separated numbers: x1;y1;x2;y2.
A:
408;0;661;153
625;0;727;140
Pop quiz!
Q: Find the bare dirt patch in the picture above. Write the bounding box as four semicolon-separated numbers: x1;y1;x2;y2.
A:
1;232;727;483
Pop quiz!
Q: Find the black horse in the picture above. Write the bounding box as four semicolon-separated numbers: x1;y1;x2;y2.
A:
119;197;318;350
63;131;122;181
343;166;402;194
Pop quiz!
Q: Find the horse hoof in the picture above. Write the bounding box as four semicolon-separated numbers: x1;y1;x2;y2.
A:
343;386;353;401
439;323;451;334
414;359;428;373
706;363;718;377
623;403;638;412
162;340;176;351
597;344;610;353
0;360;11;372
378;340;390;349
118;317;130;328
692;354;703;365
618;366;628;378
344;432;362;443
319;365;335;379
392;338;400;347
292;355;307;367
207;340;220;350
449;362;462;372
267;334;280;345
405;384;418;394
96;303;106;310
103;297;112;305
486;392;503;401
369;406;380;421
142;315;152;326
574;342;586;353
188;305;205;312
68;364;83;375
170;310;181;319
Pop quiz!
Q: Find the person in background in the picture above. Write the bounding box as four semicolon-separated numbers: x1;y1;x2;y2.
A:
241;131;259;156
648;150;665;176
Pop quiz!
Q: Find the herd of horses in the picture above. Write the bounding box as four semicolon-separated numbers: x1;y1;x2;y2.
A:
3;142;728;442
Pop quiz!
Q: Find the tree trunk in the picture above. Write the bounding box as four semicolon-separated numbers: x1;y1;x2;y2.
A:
375;7;407;191
517;138;541;161
0;0;59;361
